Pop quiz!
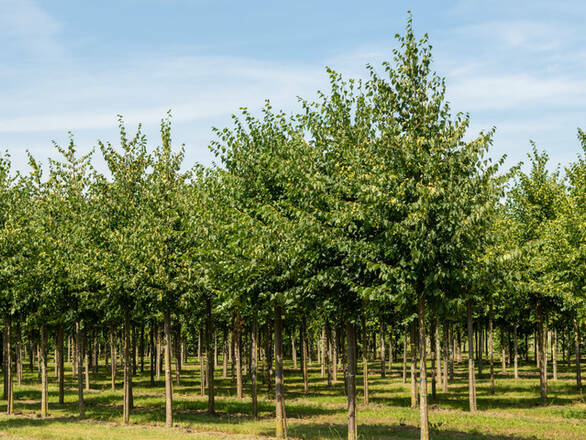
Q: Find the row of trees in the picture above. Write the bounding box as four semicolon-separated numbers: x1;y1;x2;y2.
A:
0;19;584;440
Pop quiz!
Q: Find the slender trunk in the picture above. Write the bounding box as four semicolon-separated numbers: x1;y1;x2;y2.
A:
513;326;519;379
361;315;369;405
234;311;243;399
3;323;7;400
40;324;49;418
214;333;218;370
418;295;429;440
175;328;181;387
321;326;326;379
222;331;228;379
467;300;477;412
448;324;455;381
16;324;22;387
206;297;215;414
291;330;297;370
301;318;309;394
442;324;449;392
265;325;273;394
110;328;116;391
164;311;173;428
410;321;418;409
575;318;582;394
552;328;557;381
346;321;358;440
402;327;407;384
84;331;90;391
274;304;287;439
140;326;145;373
380;322;386;378
537;296;547;406
75;321;85;418
156;326;162;381
430;320;436;401
57;321;64;404
332;328;338;383
489;300;495;395
150;324;155;386
199;329;205;396
123;311;132;424
435;320;442;389
5;317;13;415
326;324;332;388
251;318;258;418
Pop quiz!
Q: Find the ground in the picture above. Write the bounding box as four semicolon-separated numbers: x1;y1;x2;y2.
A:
0;355;583;439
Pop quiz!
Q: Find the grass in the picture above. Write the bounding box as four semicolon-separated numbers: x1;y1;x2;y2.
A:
0;354;583;439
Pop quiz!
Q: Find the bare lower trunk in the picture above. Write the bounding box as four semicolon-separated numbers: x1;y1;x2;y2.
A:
410;321;418;409
537;297;547;406
110;328;116;391
380;322;386;378
467;300;477;412
291;331;297;370
206;297;215;415
489;300;495;395
164;311;173;428
346;321;358;440
234;312;243;399
40;324;49;418
442;324;449;392
274;304;287;439
251;319;259;418
320;326;326;379
5;317;13;415
301;318;309;394
552;329;557;381
575;318;582;394
75;321;85;418
435;320;442;390
402;328;407;384
362;316;369;405
123;311;132;424
58;321;64;404
418;295;429;440
513;326;519;379
222;331;228;379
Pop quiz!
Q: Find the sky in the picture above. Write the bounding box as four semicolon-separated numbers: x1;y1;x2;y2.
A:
1;0;585;174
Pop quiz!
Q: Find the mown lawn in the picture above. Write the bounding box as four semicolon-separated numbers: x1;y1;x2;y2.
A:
0;356;583;439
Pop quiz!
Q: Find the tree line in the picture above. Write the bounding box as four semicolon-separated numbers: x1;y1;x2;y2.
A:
0;18;584;440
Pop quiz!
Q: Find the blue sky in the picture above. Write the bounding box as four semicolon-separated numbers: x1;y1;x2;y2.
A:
1;0;585;173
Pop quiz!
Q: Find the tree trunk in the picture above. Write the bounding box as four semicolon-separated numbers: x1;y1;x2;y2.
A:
466;300;477;412
16;324;22;388
321;326;326;379
380;322;386;378
361;315;369;405
251;318;258;418
234;311;243;399
40;324;49;418
513;326;519;379
442;323;449;392
575;318;582;394
291;330;297;370
110;327;116;391
435;320;442;390
57;321;64;404
84;331;90;391
301;318;309;394
402;327;408;384
430;320;436;401
410;321;418;409
332;327;338;383
326;324;332;388
206;297;215;414
265;325;273;394
164;311;173;428
199;329;205;396
418;295;430;440
222;331;228;379
552;328;557;381
346;321;358;440
123;311;132;424
274;304;287;439
73;322;84;418
5;317;13;415
156;326;162;381
489;300;495;395
536;297;547;406
150;325;155;386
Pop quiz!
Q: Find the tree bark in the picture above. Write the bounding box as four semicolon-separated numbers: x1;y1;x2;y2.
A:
110;327;116;391
489;300;495;395
123;311;132;424
575;318;582;394
164;311;173;428
74;321;84;418
57;321;64;404
274;304;287;439
346;321;358;440
536;296;547;405
410;321;418;409
234;311;243;399
150;324;155;386
222;330;228;379
513;326;519;379
301;318;309;394
402;327;408;384
206;297;215;414
435;320;442;390
251;318;258;418
291;329;297;370
361;315;369;405
84;330;90;391
156;326;162;381
417;295;430;440
380;321;386;378
442;323;449;392
40;324;49;418
466;300;477;412
552;328;557;381
321;326;326;379
5;317;13;415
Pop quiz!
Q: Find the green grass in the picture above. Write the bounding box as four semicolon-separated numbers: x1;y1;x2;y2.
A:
0;355;583;439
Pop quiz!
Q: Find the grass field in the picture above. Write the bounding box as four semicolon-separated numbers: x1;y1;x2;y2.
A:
0;356;583;439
